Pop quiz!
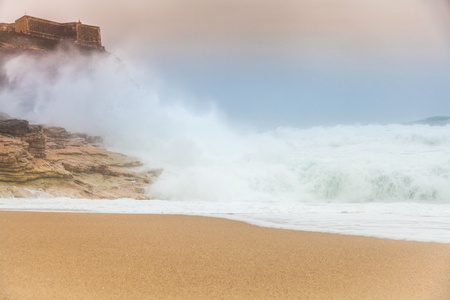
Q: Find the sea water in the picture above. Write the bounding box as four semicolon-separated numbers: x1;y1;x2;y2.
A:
1;124;450;243
1;54;449;243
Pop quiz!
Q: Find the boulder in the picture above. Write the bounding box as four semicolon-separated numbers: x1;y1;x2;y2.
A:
0;119;29;135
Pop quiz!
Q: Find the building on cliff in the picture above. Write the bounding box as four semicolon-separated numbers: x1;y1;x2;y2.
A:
0;15;103;49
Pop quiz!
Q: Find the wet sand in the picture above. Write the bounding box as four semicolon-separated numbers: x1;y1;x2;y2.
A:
0;211;449;299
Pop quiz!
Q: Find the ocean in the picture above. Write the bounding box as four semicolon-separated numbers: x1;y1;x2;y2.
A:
1;53;449;244
2;123;450;243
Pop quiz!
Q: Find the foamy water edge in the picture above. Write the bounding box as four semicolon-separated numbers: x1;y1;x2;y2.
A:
1;198;449;244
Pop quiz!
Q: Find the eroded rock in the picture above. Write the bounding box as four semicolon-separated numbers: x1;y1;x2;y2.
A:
0;119;159;199
0;119;29;135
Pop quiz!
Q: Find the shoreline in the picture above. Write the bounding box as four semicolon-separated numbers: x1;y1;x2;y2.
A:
1;208;450;245
1;211;449;299
1;199;450;244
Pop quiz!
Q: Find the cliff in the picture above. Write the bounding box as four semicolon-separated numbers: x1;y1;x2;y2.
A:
0;31;56;54
0;31;102;55
0;114;159;199
0;19;151;199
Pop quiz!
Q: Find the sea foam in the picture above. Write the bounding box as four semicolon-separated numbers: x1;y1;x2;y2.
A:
146;124;450;204
1;50;450;243
1;198;449;243
1;52;449;204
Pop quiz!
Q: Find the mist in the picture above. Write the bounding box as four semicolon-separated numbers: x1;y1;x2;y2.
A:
1;0;450;128
1;48;450;203
1;1;450;202
0;49;296;201
0;49;242;165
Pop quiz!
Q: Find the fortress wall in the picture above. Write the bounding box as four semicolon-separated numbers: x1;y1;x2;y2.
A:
76;24;101;47
14;17;29;34
14;16;78;41
60;23;77;39
27;18;66;40
9;15;103;49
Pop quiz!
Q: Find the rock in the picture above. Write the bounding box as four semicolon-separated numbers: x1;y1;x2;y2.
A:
0;119;159;199
0;119;29;135
0;112;11;120
23;130;46;158
62;161;119;176
43;126;103;149
0;119;47;158
43;126;71;139
0;135;69;182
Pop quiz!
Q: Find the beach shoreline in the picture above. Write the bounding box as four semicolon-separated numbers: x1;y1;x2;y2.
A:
1;211;449;299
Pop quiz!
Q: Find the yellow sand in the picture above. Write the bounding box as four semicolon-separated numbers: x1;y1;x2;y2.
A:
0;211;449;299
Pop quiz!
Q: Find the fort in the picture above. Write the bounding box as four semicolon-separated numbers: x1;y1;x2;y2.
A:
0;15;103;49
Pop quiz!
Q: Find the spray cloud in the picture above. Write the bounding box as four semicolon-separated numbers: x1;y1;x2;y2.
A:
1;49;450;203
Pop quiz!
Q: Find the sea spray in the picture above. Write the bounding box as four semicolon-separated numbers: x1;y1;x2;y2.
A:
148;124;450;203
1;50;449;204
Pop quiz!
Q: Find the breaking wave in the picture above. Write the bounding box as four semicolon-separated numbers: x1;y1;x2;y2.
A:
1;50;449;203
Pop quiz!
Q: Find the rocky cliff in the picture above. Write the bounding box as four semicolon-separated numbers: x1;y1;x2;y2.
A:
0;31;58;55
0;114;159;199
0;31;102;55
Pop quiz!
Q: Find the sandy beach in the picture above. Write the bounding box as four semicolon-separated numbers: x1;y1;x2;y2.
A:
0;211;449;299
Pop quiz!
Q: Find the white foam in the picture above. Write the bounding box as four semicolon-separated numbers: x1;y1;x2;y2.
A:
146;124;450;204
2;52;450;244
2;53;450;204
1;198;449;243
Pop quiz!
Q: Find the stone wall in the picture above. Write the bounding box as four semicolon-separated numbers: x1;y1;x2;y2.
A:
28;17;68;40
30;19;57;39
61;23;77;39
11;16;102;49
76;24;101;47
14;17;28;34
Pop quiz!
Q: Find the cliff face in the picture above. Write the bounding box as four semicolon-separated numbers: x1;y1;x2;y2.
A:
0;116;159;199
0;31;103;56
0;31;59;55
0;27;148;199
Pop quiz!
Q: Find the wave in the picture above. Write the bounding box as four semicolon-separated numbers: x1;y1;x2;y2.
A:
147;124;450;203
1;51;449;203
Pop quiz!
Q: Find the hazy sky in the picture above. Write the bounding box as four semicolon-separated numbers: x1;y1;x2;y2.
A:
1;0;450;128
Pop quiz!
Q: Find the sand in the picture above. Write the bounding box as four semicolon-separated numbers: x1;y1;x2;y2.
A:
0;211;449;299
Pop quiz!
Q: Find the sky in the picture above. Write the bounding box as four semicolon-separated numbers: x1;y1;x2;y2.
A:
1;0;450;128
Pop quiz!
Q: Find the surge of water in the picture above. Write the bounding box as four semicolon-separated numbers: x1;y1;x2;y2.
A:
1;51;449;204
149;124;450;203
